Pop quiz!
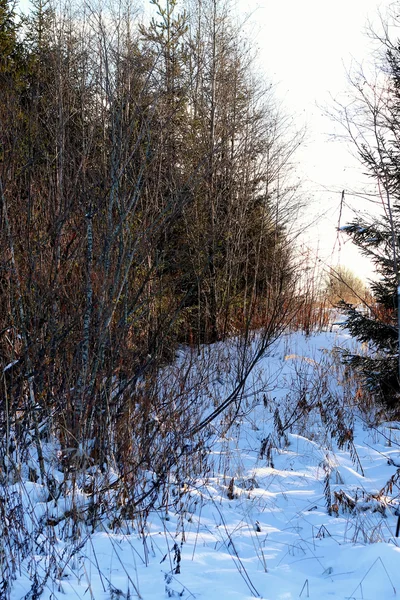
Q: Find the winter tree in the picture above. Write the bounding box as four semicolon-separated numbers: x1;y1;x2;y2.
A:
335;10;400;408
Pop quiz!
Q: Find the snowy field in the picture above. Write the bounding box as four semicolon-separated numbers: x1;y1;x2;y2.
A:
8;329;400;599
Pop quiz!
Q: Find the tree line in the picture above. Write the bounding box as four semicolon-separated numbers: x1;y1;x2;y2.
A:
0;0;302;512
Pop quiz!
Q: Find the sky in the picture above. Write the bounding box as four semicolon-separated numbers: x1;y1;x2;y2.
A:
241;0;396;280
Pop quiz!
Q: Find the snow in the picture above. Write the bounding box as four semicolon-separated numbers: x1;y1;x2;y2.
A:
6;329;400;599
4;359;19;371
338;225;366;233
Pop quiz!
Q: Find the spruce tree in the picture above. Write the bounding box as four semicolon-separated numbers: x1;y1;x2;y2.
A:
338;220;399;407
337;29;400;409
0;0;20;73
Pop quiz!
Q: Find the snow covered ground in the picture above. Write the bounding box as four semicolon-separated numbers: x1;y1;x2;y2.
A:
8;329;400;599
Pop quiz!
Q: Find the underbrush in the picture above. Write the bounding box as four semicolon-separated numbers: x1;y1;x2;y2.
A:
0;331;272;598
2;328;400;599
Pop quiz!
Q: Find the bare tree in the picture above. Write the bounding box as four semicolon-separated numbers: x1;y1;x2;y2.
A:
0;0;305;558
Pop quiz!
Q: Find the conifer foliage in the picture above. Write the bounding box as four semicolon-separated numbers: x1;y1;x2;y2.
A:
338;222;399;406
336;17;400;409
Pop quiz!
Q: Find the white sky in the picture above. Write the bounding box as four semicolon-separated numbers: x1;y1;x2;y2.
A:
241;0;395;280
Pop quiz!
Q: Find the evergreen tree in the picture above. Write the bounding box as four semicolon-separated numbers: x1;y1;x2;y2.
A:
0;0;21;73
338;221;399;407
337;26;400;409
